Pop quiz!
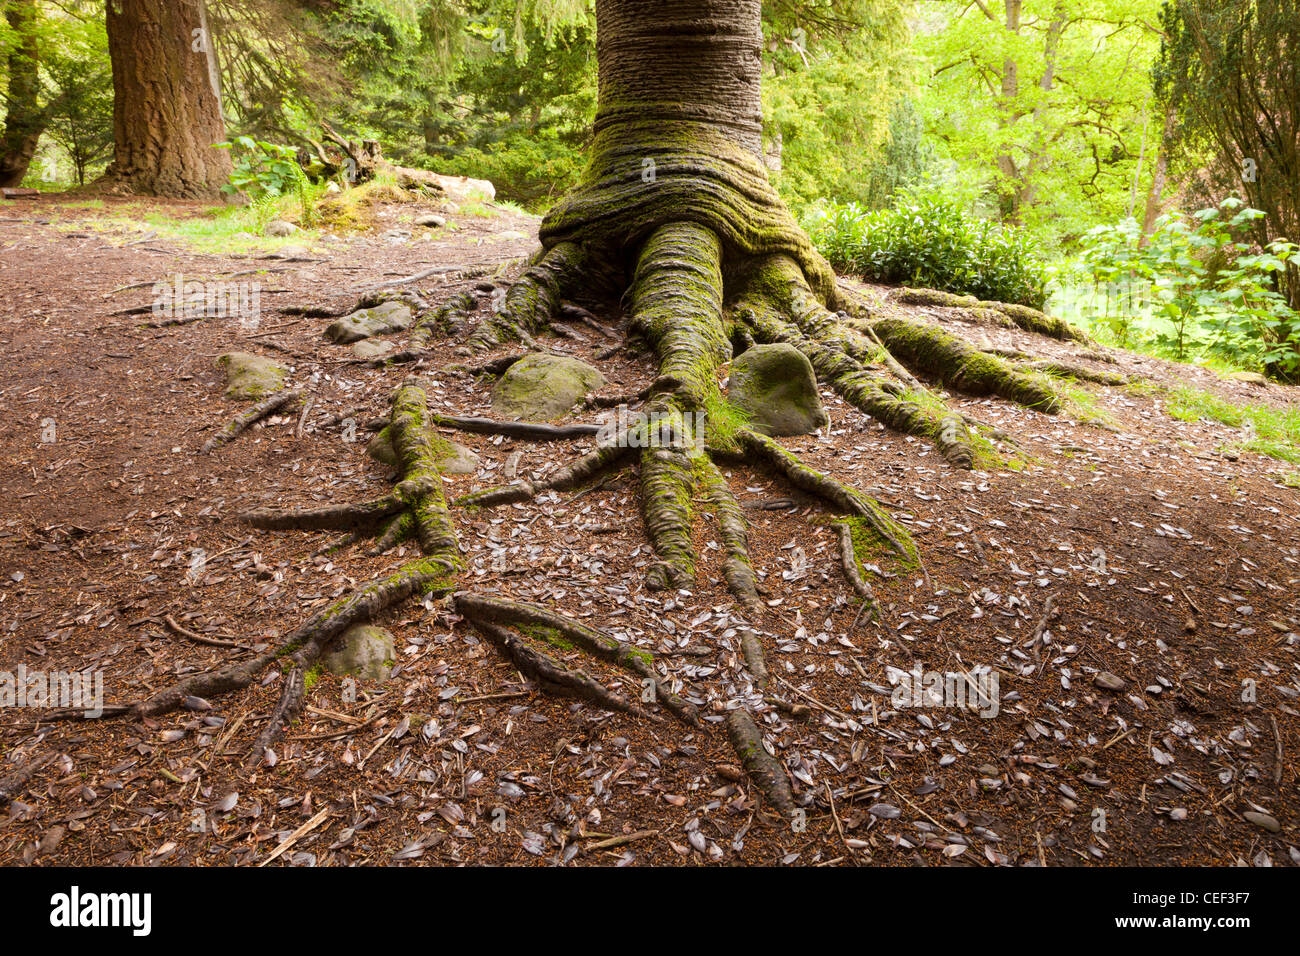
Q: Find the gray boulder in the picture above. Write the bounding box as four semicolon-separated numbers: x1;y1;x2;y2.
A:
325;301;414;344
321;624;395;682
491;353;604;421
264;219;299;237
215;352;286;401
728;343;828;436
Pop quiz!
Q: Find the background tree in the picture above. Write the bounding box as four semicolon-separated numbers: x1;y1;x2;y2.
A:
0;0;47;186
1155;0;1300;310
920;0;1161;243
100;0;232;197
43;13;111;185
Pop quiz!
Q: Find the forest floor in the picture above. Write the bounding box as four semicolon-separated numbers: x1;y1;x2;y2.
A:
1;192;1298;867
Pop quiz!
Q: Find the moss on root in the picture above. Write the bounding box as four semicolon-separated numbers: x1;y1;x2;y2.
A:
540;119;843;311
871;318;1062;413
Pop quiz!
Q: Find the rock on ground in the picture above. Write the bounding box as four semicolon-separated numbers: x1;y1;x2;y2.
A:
351;339;395;360
324;301;414;344
215;352;286;401
491;353;604;421
321;624;396;682
728;343;829;436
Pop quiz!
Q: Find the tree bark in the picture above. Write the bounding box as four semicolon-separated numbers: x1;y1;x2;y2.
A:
0;0;47;188
540;0;838;303
100;0;232;198
1140;103;1176;243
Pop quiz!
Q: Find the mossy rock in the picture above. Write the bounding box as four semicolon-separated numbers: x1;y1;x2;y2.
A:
324;301;413;344
215;351;286;401
728;343;828;436
491;353;604;421
366;427;480;475
352;339;395;360
321;624;396;682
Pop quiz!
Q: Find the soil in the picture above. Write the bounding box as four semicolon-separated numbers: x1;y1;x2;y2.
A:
1;193;1297;867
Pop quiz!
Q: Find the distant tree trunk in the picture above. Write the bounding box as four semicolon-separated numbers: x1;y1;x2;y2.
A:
1140;104;1177;244
0;0;47;188
994;0;1022;220
100;0;231;198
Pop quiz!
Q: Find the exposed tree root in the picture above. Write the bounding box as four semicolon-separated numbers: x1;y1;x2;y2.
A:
697;455;762;614
458;440;633;508
201;389;304;454
834;521;882;622
892;287;1088;343
33;381;463;768
451;592;697;725
1024;360;1128;386
0;752;54;807
464;242;590;352
728;256;981;468
870;318;1061;413
449;351;528;378
473;619;651;718
732;429;917;566
726;708;795;816
738;629;768;689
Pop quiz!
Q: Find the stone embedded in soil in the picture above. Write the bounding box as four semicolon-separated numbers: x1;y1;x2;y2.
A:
414;214;446;228
351;338;395;360
728;343;829;436
491;353;604;421
215;351;286;401
1242;811;1281;833
367;428;479;475
321;624;396;682
1094;671;1127;691
264;219;299;237
324;301;414;344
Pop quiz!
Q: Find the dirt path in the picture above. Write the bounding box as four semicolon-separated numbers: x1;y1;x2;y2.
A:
1;195;1297;867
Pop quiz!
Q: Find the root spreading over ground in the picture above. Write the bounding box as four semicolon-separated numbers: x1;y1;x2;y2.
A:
23;141;1121;818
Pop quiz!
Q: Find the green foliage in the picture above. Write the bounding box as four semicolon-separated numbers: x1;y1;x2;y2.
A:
1155;0;1300;312
40;12;112;185
918;0;1162;249
419;14;595;208
806;191;1049;306
761;1;923;213
1068;200;1300;377
216;136;332;226
218;136;307;197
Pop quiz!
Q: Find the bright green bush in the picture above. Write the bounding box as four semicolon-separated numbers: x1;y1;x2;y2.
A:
1071;200;1300;379
805;192;1049;307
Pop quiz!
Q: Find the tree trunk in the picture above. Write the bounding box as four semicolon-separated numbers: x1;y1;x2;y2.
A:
994;0;1022;221
100;0;231;198
1140;104;1177;243
540;0;837;302
0;0;47;188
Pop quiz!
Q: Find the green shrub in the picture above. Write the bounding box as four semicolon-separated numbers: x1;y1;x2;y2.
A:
1070;200;1300;379
216;136;334;228
805;192;1049;307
